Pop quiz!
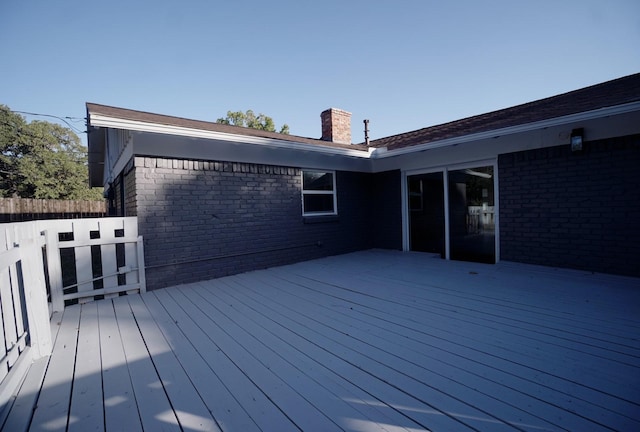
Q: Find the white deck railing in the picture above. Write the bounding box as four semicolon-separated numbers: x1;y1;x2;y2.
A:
0;217;145;420
0;223;52;419
39;217;146;312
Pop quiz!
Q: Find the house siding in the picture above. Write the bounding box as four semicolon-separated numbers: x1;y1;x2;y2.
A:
132;157;379;289
498;134;640;277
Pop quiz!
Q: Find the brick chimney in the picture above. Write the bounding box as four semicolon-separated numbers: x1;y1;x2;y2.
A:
320;108;351;144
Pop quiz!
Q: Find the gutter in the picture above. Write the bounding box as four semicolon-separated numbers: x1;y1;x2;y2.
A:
369;100;640;159
89;100;640;162
88;114;372;159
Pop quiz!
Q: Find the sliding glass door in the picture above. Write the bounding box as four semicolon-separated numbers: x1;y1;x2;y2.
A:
448;166;495;263
408;172;445;256
407;164;496;264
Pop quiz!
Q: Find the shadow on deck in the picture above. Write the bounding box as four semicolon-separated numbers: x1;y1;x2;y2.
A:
5;250;640;431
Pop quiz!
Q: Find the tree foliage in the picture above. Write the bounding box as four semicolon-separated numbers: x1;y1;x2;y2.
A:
216;110;289;134
0;105;103;200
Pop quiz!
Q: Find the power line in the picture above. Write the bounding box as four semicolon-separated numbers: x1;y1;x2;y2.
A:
12;110;86;134
0;119;84;144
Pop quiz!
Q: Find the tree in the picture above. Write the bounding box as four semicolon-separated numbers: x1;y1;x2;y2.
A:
216;109;289;134
0;105;103;200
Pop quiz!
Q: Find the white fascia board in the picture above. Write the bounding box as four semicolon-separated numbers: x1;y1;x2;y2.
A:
88;114;370;159
372;101;640;159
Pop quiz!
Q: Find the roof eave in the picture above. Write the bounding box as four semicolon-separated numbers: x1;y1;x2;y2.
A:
87;113;370;159
372;101;640;158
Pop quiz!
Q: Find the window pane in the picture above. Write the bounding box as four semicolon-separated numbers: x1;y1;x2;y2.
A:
303;194;334;213
448;166;495;263
303;171;333;191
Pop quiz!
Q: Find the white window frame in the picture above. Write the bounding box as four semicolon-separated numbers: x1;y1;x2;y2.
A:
301;170;338;216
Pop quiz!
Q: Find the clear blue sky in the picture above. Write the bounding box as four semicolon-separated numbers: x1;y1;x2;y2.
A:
1;0;639;144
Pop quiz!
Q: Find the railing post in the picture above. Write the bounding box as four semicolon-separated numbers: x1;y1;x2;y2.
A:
19;237;52;359
44;230;64;313
137;236;146;293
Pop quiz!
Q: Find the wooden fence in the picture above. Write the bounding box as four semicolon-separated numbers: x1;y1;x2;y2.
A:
0;217;145;421
0;198;107;222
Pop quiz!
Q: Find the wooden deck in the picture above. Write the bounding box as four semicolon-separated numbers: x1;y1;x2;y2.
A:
6;250;640;431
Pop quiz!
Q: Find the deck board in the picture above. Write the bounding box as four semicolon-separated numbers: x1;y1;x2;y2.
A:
270;269;638;399
29;306;80;432
14;250;640;432
97;298;143;432
139;291;261;432
233;271;562;431
152;288;296;431
188;280;419;432
111;296;181;431
68;301;103;431
125;294;221;432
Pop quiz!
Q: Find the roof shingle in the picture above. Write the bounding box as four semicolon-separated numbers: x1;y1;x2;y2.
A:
86;103;369;152
364;73;640;150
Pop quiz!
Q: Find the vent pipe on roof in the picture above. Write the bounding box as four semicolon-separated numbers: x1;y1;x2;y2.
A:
364;119;370;146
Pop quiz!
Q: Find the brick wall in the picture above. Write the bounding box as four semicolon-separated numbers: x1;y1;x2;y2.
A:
123;161;137;216
132;157;389;289
499;134;640;277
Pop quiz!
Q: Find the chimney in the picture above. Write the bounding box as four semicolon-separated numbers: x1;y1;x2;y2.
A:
320;108;351;144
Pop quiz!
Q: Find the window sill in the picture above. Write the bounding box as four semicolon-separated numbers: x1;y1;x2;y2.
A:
303;215;339;224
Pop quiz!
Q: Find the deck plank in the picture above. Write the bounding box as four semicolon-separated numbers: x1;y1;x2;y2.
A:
19;250;640;432
125;294;221;432
68;302;103;431
208;275;478;431
112;296;181;431
163;286;340;432
232;271;564;431
29;306;80;432
272;269;640;400
139;291;261;432
268;255;640;430
152;288;296;431
188;280;419;432
191;279;427;432
260;269;631;430
226;272;520;432
1;312;64;432
97;298;143;432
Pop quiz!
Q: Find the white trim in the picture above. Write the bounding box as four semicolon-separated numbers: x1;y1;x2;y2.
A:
301;170;338;217
90;101;640;181
400;172;409;251
89;114;370;159
376;101;640;159
443;168;450;260
493;162;500;263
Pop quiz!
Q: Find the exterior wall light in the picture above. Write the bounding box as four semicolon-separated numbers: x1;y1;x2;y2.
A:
570;128;584;152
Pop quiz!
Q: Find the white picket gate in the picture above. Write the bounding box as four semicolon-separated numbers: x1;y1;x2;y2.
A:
37;217;145;312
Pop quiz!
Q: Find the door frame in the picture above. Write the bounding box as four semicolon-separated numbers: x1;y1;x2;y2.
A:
402;158;500;263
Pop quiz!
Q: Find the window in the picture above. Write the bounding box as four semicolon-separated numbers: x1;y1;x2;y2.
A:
301;170;337;216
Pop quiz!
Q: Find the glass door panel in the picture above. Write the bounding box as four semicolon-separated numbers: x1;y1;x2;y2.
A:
408;172;445;257
448;166;495;263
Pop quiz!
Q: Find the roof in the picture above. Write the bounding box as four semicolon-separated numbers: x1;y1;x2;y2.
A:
365;73;640;150
86;103;369;152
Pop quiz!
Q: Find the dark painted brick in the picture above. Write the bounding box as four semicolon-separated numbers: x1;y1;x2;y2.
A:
499;134;640;277
123;156;402;289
